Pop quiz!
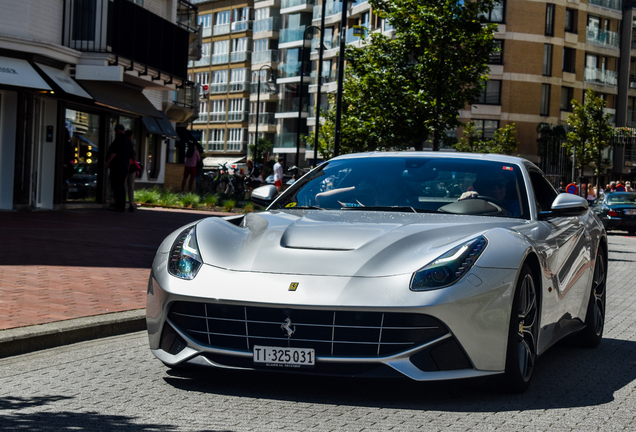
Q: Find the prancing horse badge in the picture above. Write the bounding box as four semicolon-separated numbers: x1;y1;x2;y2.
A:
289;282;299;291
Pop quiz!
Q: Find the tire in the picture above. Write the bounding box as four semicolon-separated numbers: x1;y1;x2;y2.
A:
214;181;228;195
573;250;606;348
502;264;538;393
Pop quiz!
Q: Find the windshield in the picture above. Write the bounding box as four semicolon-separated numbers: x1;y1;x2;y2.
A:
606;193;636;204
271;156;530;218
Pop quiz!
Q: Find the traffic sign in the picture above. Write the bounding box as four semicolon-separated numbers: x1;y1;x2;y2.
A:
566;183;578;194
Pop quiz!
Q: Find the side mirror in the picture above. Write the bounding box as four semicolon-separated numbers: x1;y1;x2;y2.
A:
251;185;278;208
538;193;588;219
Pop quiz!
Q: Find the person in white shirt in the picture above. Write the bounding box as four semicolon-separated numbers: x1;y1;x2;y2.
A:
273;156;284;193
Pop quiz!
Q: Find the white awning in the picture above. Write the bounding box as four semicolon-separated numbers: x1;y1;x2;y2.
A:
35;63;92;99
0;56;51;90
202;156;246;168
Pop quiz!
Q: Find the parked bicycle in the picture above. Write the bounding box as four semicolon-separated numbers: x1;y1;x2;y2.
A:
203;162;245;199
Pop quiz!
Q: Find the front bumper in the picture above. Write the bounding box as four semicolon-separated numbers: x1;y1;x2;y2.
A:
147;256;517;381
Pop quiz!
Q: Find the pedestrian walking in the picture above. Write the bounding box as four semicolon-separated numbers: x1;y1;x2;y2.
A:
558;182;566;193
105;124;133;212
273;156;284;193
181;145;200;192
125;130;140;212
245;159;262;192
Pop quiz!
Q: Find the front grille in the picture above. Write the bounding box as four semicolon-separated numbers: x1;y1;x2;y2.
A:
168;302;448;357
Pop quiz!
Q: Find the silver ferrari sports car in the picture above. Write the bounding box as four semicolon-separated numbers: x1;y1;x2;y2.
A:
147;152;607;392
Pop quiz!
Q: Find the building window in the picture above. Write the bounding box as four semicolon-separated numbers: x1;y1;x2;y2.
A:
543;44;553;76
563;47;575;73
211;70;228;93
210;100;226;123
227;128;245;151
477;80;501;105
212;40;230;64
216;10;230;25
560;87;573;111
565;8;576;33
545;4;555;36
209;129;225;151
489;40;504;65
540;84;551;116
479;1;505;23
472;120;499;139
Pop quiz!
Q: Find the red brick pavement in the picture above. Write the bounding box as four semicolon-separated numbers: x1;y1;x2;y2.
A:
0;207;225;330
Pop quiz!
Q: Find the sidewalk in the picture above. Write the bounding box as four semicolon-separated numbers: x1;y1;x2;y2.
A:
0;206;230;357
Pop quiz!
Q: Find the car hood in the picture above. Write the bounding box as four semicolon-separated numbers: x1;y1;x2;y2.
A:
195;210;525;277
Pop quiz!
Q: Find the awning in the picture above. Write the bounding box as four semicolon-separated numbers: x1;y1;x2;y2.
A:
142;116;163;135
0;56;51;90
156;113;179;139
78;81;162;118
202;156;246;168
35;63;92;99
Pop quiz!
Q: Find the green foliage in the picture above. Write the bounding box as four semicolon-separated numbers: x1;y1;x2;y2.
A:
158;190;181;207
204;194;219;207
223;199;236;212
454;122;518;154
313;0;498;154
134;187;161;204
564;88;613;177
248;137;273;163
180;193;201;208
243;203;255;213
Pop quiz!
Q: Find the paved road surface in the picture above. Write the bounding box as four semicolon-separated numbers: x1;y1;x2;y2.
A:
1;234;635;431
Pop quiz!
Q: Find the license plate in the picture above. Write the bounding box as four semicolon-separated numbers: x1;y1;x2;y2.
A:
625;209;636;215
253;345;315;367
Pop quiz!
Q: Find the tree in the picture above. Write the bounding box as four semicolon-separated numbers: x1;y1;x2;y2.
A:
248;137;273;163
564;88;613;184
454;122;518;154
331;0;499;151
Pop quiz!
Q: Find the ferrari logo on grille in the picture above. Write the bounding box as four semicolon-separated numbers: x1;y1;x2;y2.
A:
281;317;296;339
289;282;299;291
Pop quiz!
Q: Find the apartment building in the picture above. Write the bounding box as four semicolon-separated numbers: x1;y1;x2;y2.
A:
188;0;636;180
190;0;254;168
0;0;197;210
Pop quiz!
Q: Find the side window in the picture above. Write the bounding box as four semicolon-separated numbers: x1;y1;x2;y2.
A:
529;171;558;212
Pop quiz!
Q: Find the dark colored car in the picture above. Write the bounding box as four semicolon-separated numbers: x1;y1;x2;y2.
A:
593;192;636;234
67;163;98;200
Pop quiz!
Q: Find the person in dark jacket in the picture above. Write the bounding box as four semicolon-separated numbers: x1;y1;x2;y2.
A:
105;124;133;212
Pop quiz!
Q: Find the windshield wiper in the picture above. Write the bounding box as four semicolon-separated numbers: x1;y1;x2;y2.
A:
340;206;418;213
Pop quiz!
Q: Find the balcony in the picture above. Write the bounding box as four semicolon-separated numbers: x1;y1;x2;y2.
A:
228;111;249;122
212;53;230;64
231;51;252;63
249;112;277;126
588;0;622;10
627;109;636;128
311;35;340;53
346;23;369;44
210;83;228;94
232;21;253;32
274;133;300;149
310;69;338;85
214;24;231;36
250;82;279;94
586;27;620;50
254;17;282;34
281;0;316;9
227;141;246;152
253;50;281;64
208;141;225;151
63;0;189;80
191;55;210;68
194;112;208;123
280;26;310;44
173;83;198;109
277;96;309;113
278;61;312;79
584;67;618;86
229;81;250;92
313;1;343;20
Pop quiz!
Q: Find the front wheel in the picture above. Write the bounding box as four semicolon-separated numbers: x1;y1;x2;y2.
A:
502;264;538;393
573;249;606;348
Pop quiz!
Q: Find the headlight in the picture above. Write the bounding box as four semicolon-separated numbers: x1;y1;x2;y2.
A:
410;236;488;291
168;226;202;280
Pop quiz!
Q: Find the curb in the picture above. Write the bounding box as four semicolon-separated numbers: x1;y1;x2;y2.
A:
0;309;147;359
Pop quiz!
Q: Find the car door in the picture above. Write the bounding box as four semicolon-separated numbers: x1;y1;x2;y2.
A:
529;171;592;325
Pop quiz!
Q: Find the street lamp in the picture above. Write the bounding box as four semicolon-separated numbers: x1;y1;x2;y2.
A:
254;64;276;165
313;0;328;167
296;25;320;172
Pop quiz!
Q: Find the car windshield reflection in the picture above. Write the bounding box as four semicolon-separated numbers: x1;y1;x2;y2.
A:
272;156;530;219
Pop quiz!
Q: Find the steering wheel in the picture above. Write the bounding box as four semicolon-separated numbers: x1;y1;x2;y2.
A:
476;195;509;216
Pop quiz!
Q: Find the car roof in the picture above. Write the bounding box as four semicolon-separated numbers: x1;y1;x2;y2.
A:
331;151;531;166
